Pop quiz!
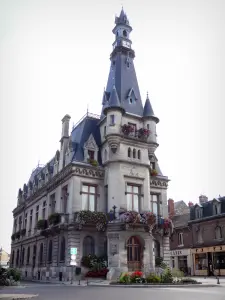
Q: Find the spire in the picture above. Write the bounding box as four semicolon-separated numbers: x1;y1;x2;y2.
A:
143;93;159;123
104;9;143;117
103;85;125;114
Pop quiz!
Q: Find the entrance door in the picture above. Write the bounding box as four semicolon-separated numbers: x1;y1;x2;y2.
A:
127;236;142;271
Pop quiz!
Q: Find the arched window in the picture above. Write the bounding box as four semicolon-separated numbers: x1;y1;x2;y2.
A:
83;236;95;256
48;240;52;263
137;150;141;159
39;243;43;265
128;147;131;157
27;247;30;265
123;30;127;37
215;226;222;240
16;249;20;266
104;149;107;162
133;149;136;159
11;250;14;267
60;237;66;262
214;204;218;215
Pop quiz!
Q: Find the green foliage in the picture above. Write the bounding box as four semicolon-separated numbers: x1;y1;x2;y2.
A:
36;219;48;230
161;267;173;283
81;254;107;271
48;213;61;225
180;278;198;284
171;268;184;278
155;257;167;269
146;273;161;283
118;272;130;283
74;210;108;231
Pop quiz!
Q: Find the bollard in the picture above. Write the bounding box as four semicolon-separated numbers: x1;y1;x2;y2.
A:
79;279;80;285
217;277;220;284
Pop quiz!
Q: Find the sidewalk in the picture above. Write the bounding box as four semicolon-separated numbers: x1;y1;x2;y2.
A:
0;294;38;300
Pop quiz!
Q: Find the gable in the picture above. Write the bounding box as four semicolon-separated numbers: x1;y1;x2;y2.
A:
84;134;98;150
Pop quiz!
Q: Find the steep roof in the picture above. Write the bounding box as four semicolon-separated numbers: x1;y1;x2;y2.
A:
143;94;159;123
70;113;102;164
172;213;190;228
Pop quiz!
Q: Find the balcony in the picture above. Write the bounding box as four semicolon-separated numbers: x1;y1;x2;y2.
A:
121;124;150;141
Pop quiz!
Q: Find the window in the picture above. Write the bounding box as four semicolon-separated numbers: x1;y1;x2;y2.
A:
147;124;150;130
110;115;115;125
60;237;66;262
24;213;27;230
81;184;97;211
61;186;68;214
127;184;140;211
151;194;159;215
128;147;131;157
197;229;203;243
21;248;25;266
133;148;136;158
18;216;22;231
104;149;107;162
88;150;94;160
11;251;14;267
83;236;95;256
196;208;202;219
150;162;155;170
50;194;56;214
123;30;127;37
32;245;36;268
137;150;141;159
14;219;17;233
16;249;20;267
42;201;46;219
104;126;106;136
178;232;184;246
29;210;33;231
128;122;136;134
39;243;43;265
35;205;39;224
26;247;30;265
48;240;53;263
215;226;222;240
171;257;175;268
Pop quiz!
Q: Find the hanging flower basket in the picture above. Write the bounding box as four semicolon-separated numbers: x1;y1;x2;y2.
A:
119;211;156;227
48;213;61;226
140;211;156;226
138;128;150;138
150;169;158;176
88;159;98;167
121;124;135;135
37;219;48;230
74;210;108;231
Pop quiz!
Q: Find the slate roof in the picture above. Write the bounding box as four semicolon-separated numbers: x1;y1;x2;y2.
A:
143;94;159;123
174;200;190;215
70;114;102;164
28;167;43;183
172;213;190;228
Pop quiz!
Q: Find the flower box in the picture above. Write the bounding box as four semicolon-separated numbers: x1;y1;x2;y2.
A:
150;169;158;176
88;159;98;167
121;124;135;135
36;219;48;230
48;213;61;226
74;210;107;231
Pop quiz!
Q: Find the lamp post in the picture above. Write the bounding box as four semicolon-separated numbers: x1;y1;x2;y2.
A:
112;205;117;220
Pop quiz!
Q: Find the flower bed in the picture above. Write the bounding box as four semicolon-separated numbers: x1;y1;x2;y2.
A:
74;210;108;231
113;269;200;285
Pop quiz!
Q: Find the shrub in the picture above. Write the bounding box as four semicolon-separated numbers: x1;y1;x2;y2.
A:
85;268;108;278
6;268;21;282
146;273;161;283
118;272;130;283
48;213;61;225
36;219;48;230
161;267;173;283
171;268;184;278
180;278;198;284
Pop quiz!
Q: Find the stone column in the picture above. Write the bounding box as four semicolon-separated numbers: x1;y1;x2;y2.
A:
162;236;170;266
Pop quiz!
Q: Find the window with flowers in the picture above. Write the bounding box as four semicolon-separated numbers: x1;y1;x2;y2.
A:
126;184;141;212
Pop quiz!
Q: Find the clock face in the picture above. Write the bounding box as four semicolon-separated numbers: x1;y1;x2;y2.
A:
122;40;131;48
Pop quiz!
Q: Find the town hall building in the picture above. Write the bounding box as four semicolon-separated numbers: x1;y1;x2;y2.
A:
11;8;171;281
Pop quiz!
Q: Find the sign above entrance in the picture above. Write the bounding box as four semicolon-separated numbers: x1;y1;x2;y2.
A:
170;249;190;256
191;245;225;254
70;248;77;255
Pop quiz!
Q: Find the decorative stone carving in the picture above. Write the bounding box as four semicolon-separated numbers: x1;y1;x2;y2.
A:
110;243;118;255
150;179;168;188
108;233;119;240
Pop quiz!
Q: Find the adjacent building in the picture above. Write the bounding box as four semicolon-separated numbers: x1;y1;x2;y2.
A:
10;8;172;281
168;199;192;275
189;196;225;276
0;248;10;268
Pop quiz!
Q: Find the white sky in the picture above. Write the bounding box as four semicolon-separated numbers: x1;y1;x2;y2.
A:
0;0;225;253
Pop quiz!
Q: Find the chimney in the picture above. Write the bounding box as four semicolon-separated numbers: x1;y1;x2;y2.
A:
188;201;194;207
199;195;208;205
59;114;71;171
168;198;175;218
61;114;71;139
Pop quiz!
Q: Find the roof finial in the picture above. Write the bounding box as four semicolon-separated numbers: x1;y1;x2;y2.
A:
87;104;89;114
147;91;149;99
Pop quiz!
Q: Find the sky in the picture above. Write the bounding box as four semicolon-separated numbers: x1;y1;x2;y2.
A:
0;0;225;253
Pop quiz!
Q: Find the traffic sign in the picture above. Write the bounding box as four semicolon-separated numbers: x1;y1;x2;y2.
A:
70;247;77;255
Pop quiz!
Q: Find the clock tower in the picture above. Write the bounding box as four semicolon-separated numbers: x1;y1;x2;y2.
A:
112;7;132;50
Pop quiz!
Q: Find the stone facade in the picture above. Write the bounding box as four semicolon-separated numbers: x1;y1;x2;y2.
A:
10;9;171;282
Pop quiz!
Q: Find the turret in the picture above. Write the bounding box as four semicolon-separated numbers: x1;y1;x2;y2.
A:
143;93;159;147
103;85;124;153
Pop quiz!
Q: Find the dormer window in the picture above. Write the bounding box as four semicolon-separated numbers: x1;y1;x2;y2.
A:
88;150;94;160
213;201;220;215
195;207;202;219
83;134;99;164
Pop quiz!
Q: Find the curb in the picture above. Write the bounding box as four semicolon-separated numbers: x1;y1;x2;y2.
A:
0;294;38;300
86;284;221;288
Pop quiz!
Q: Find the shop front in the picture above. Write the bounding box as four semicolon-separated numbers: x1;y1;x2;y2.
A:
191;245;225;276
170;249;192;275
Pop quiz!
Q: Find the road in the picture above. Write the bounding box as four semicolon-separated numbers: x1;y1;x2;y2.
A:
0;284;225;300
